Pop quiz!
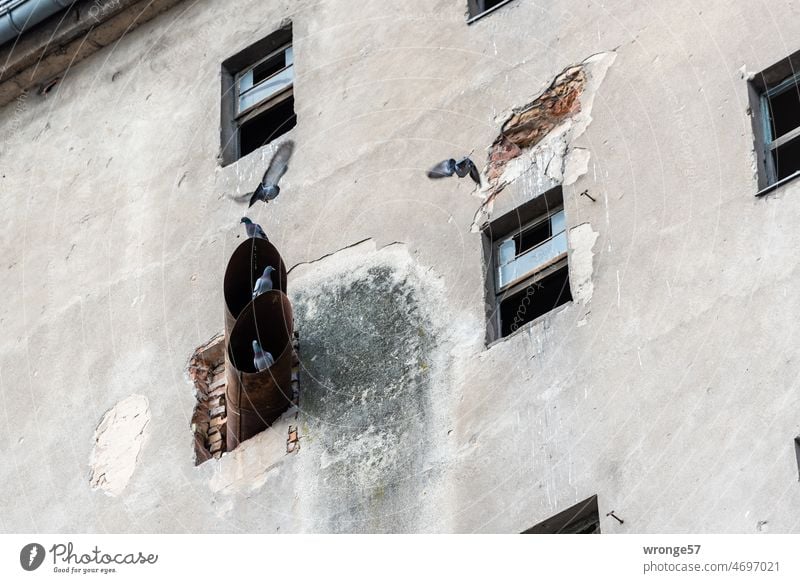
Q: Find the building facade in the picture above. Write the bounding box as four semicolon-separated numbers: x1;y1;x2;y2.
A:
1;0;800;533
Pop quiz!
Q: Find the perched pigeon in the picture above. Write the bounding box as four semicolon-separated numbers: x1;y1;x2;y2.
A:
253;265;276;299
252;340;275;371
427;156;481;186
248;140;295;207
240;217;268;240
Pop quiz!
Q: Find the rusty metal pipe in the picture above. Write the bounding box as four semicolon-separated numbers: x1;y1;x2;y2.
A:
225;290;294;451
223;237;288;337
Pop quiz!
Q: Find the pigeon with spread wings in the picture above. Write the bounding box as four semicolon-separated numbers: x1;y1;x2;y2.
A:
427;155;481;186
232;140;295;206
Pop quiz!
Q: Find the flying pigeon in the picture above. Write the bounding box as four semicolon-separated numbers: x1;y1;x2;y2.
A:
427;155;481;186
240;217;268;240
246;140;295;207
253;265;276;299
252;340;275;372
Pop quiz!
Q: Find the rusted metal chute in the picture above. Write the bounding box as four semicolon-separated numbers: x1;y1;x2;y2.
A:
223;237;287;336
223;236;293;452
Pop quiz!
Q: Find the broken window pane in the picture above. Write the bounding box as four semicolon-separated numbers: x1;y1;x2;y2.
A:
239;66;293;112
498;229;567;289
514;217;551;256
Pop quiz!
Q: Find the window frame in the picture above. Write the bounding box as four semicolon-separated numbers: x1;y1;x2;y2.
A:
220;24;295;166
750;50;800;195
234;42;294;123
493;205;567;297
482;186;572;343
522;495;601;534
466;0;514;24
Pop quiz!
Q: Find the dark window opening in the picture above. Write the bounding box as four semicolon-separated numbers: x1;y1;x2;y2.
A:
221;24;296;165
499;263;571;337
515;217;551;255
239;95;297;160
252;52;289;85
749;50;800;192
468;0;514;20
794;437;800;481
773;136;800;181
766;83;800;139
522;495;601;534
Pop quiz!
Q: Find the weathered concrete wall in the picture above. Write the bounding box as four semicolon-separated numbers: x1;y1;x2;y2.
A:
2;0;800;532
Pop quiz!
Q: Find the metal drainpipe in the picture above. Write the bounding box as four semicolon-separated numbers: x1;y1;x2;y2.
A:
0;0;75;46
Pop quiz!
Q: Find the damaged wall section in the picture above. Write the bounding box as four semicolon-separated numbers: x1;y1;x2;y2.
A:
89;394;150;497
474;52;616;230
487;66;586;185
188;334;228;465
288;240;453;532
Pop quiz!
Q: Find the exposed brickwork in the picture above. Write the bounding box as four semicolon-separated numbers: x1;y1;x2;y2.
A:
487;66;586;184
188;330;301;464
188;334;227;465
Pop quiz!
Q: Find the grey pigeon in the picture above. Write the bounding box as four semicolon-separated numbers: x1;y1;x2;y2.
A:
252;340;275;371
427;156;481;186
249;140;295;207
253;265;276;299
240;217;268;240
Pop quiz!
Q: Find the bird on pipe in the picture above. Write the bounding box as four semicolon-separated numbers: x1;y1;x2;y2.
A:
232;140;295;207
427;155;481;186
240;217;268;240
252;340;275;371
253;265;275;299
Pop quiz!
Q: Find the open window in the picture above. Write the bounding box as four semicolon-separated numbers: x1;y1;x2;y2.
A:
467;0;514;22
221;24;297;165
483;186;572;342
750;50;800;194
522;495;601;534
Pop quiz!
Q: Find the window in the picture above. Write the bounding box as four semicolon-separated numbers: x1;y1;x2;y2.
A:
750;51;800;193
795;437;800;481
221;25;296;165
467;0;514;22
483;186;572;342
522;495;601;534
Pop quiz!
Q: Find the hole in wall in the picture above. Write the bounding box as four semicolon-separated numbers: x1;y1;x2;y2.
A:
187;334;228;465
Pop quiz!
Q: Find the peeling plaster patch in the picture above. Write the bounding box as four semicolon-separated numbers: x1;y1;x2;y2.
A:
569;223;599;305
89;395;150;496
564;147;592;186
290;239;458;532
473;51;616;230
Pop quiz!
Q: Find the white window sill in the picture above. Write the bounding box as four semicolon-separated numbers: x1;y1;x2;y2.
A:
755;170;800;197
